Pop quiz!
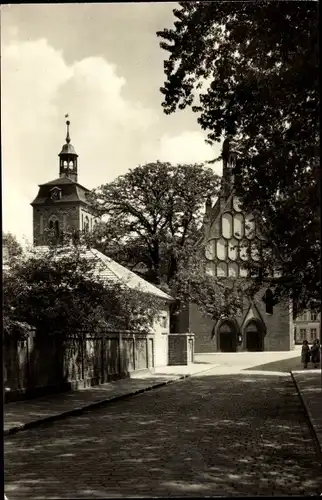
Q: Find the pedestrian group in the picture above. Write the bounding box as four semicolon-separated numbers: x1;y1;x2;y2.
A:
301;339;321;369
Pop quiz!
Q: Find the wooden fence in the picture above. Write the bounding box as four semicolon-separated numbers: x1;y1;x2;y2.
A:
4;330;154;402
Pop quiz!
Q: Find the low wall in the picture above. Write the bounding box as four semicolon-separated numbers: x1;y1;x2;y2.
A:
4;330;154;402
168;333;195;366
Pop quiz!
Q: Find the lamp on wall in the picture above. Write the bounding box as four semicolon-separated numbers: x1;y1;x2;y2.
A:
237;333;243;345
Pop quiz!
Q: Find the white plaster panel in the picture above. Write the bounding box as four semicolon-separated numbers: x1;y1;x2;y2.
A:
239;240;249;261
222;212;233;238
228;238;238;260
240;266;248;277
217;262;227;277
216;238;226;260
205;240;216;261
228;262;238;277
245;214;255;239
251;241;260;261
233;196;242;212
233;213;244;239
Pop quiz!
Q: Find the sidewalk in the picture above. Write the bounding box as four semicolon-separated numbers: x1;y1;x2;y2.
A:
291;369;322;454
4;362;218;437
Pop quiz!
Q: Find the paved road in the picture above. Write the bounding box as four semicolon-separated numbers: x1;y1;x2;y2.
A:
5;368;322;498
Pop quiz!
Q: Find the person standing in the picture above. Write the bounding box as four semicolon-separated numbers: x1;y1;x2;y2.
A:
301;340;311;369
310;339;321;369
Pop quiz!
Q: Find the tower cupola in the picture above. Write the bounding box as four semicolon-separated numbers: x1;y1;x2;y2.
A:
59;115;78;182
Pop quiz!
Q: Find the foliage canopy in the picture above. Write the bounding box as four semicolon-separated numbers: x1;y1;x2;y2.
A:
157;1;320;311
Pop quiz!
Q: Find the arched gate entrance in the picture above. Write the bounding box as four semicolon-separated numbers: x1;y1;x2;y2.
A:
218;321;237;352
244;320;264;351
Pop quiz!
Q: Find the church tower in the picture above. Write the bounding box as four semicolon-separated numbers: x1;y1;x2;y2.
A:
31;116;98;246
179;136;293;353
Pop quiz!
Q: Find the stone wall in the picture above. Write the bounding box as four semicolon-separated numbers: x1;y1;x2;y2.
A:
4;330;155;402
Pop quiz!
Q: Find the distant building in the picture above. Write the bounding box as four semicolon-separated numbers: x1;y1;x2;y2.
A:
293;310;321;344
178;137;293;353
31;118;98;245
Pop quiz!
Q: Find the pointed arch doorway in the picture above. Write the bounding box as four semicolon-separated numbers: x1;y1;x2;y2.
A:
244;320;264;351
217;320;237;352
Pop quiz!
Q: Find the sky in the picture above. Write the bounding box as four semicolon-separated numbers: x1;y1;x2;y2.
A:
1;3;223;244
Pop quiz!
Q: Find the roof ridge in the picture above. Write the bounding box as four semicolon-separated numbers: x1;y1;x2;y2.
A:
88;248;126;281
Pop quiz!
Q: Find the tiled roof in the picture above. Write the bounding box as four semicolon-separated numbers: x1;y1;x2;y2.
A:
29;246;173;302
31;179;90;205
40;177;89;191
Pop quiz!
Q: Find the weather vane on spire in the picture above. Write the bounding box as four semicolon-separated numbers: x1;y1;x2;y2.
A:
65;113;71;144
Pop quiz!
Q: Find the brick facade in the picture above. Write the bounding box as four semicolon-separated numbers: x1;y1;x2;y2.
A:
178;138;293;353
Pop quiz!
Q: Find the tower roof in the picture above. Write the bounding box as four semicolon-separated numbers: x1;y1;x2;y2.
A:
59;143;78;156
59;115;78;157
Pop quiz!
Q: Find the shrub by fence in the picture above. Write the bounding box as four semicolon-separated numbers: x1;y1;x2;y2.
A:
3;330;154;402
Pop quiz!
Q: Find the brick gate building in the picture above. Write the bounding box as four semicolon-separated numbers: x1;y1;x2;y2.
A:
178;138;293;353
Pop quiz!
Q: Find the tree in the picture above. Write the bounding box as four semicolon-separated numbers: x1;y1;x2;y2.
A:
3;240;159;339
157;1;320;313
89;161;220;284
2;232;23;258
89;162;245;329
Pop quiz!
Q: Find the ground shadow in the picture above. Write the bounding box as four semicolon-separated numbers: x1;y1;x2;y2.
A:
4;372;322;499
243;356;311;373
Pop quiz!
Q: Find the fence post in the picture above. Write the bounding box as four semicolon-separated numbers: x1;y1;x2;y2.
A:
26;335;31;389
133;334;136;371
81;333;85;381
118;333;122;375
100;336;104;383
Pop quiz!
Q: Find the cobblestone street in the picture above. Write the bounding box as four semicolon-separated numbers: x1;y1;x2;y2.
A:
5;367;322;498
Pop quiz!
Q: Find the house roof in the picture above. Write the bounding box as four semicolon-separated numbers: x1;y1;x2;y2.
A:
30;246;174;302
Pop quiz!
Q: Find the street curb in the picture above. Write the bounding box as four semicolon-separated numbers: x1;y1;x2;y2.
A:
4;365;216;437
290;371;322;460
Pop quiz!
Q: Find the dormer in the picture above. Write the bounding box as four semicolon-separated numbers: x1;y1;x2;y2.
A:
49;186;62;201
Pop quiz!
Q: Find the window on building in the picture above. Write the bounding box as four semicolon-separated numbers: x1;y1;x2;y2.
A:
300;328;306;341
39;214;44;235
84;216;90;233
54;220;59;237
303;312;308;321
263;288;275;315
48;219;59;239
310;328;317;341
160;315;168;329
310;312;317;321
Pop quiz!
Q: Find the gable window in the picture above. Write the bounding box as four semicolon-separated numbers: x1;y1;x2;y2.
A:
310;312;317;321
160;315;168;328
50;187;62;201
